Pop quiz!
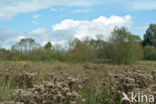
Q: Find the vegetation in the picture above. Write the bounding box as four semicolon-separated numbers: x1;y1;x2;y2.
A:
143;24;156;60
144;45;156;60
143;24;156;46
0;26;148;64
0;24;156;104
107;27;143;64
0;61;155;104
0;24;156;64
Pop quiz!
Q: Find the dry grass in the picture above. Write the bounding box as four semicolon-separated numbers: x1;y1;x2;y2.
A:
0;61;155;104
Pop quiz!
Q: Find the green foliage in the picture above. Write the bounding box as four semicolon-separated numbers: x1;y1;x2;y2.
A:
144;46;156;60
0;48;11;60
11;38;40;53
107;27;143;64
0;27;145;63
44;42;52;50
68;38;96;62
143;24;156;60
143;24;156;46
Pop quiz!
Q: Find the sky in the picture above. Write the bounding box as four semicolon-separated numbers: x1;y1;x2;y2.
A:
0;0;156;49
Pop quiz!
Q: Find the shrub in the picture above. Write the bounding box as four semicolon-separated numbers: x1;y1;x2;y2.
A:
0;49;11;60
68;38;96;63
144;46;156;60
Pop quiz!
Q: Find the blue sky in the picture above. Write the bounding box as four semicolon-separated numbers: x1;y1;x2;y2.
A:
0;0;156;49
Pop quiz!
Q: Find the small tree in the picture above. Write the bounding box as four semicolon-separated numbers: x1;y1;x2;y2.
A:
12;38;40;53
44;42;52;50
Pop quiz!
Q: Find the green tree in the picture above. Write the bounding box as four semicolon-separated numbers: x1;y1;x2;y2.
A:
108;27;143;64
144;45;156;60
143;24;156;46
68;38;96;62
44;42;52;50
12;38;40;53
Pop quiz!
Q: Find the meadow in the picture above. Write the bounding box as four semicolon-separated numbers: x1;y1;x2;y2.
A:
0;26;156;104
0;61;155;104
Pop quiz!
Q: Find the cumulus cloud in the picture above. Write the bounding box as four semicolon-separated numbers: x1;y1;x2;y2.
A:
28;28;53;45
28;28;69;50
0;15;132;49
52;15;132;40
0;29;23;48
53;20;80;31
0;0;101;20
51;40;69;50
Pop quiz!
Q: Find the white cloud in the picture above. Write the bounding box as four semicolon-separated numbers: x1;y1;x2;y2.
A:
28;28;69;49
119;0;156;10
0;29;20;41
53;19;80;31
14;36;27;43
29;28;50;35
51;40;69;50
52;15;132;40
0;29;23;48
130;1;156;10
0;15;132;49
0;0;100;20
28;28;53;44
0;0;155;20
72;9;93;13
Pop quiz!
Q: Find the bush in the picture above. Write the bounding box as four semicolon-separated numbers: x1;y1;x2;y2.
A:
11;49;59;62
144;46;156;60
68;38;96;63
0;49;11;60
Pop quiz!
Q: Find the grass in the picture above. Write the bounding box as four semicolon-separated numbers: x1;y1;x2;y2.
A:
0;61;155;103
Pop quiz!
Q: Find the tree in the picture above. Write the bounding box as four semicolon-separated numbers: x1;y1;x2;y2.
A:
44;42;52;50
89;39;106;49
143;24;156;46
12;38;40;53
68;38;96;62
144;45;156;60
108;27;143;64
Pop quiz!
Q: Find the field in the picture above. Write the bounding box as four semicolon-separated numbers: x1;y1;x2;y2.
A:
0;61;156;104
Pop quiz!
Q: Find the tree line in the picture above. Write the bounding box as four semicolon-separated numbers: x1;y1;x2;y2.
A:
0;24;156;64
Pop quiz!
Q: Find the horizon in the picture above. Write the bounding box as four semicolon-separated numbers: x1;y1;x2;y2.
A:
0;0;156;49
